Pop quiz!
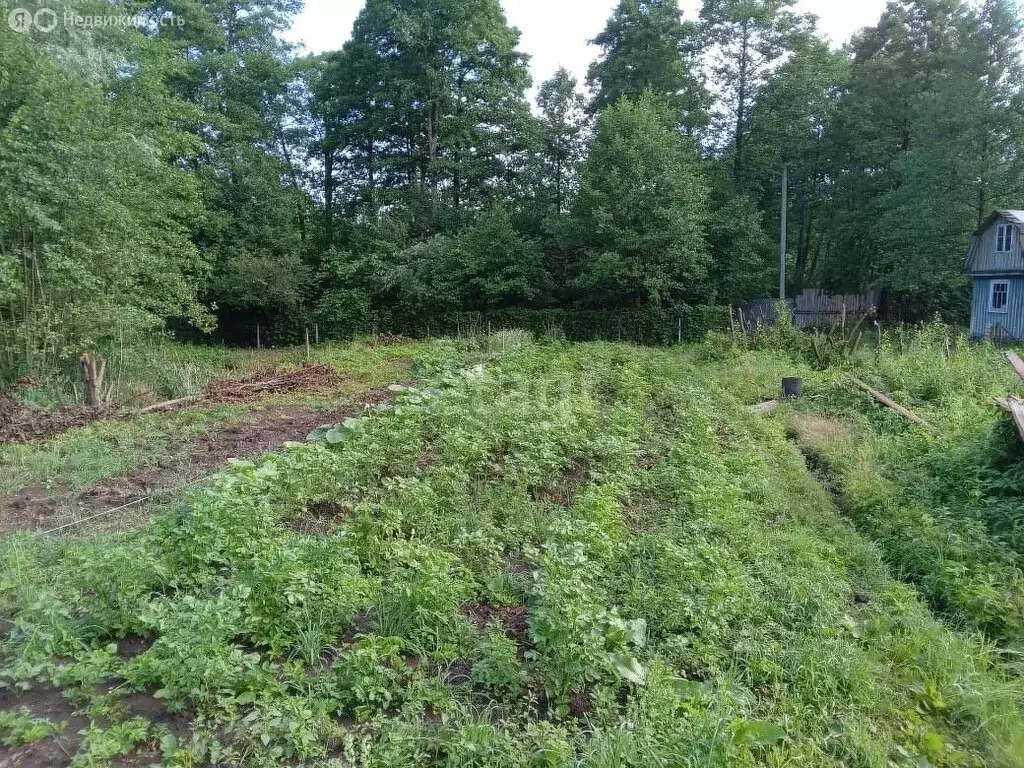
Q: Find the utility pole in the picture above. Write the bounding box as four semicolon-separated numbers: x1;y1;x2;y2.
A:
780;165;788;301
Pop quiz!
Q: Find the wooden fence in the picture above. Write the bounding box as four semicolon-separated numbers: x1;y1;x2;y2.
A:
741;289;881;329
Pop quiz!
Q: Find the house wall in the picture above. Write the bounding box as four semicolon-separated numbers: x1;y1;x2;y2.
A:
970;278;1024;339
968;217;1024;274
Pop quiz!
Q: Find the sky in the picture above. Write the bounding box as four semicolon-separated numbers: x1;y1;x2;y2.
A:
283;0;891;92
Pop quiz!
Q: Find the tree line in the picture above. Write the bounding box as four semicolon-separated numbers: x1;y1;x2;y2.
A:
1;0;1022;361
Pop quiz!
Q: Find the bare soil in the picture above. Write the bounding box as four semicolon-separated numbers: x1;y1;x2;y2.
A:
529;457;589;507
0;363;344;448
0;685;88;768
0;387;398;535
0;400;107;447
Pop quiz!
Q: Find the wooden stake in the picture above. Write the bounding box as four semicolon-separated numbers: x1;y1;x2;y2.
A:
305;327;311;359
256;323;261;350
848;375;934;431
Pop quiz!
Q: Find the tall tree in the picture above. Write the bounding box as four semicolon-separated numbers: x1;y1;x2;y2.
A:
745;35;848;291
822;0;1024;316
142;0;311;324
587;0;709;132
317;0;535;229
0;2;211;369
699;0;811;182
570;96;710;308
535;68;589;216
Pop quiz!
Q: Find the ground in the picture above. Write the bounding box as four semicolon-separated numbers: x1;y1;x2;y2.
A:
0;341;436;536
1;330;1023;767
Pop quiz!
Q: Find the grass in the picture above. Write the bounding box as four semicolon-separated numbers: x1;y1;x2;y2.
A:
0;339;472;533
1;335;1022;766
698;322;1024;649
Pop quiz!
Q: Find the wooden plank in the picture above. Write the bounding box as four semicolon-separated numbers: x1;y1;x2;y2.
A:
1005;350;1024;382
848;375;935;431
137;395;204;414
996;395;1024;444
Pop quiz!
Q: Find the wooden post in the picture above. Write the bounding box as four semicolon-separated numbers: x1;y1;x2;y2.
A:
256;323;261;350
779;164;787;301
315;324;320;345
677;317;682;345
305;327;311;359
729;305;736;338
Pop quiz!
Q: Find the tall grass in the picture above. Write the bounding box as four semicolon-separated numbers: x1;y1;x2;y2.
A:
701;321;1024;649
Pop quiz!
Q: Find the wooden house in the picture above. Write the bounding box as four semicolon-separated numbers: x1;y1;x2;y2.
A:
965;210;1024;340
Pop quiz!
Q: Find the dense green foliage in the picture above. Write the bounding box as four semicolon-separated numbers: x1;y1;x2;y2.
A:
700;320;1024;650
3;338;1024;765
2;0;1023;370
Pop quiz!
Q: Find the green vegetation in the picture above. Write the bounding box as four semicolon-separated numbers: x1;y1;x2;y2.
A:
0;707;65;746
4;0;1022;366
699;321;1024;649
2;336;1023;766
0;340;464;535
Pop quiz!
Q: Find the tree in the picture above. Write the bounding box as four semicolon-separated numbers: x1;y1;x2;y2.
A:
744;35;848;291
821;0;1024;316
705;186;776;303
315;0;535;229
535;69;590;216
0;4;211;371
699;0;812;181
587;0;709;132
570;96;710;308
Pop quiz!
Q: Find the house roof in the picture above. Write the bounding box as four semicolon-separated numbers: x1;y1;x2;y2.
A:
1000;210;1024;229
965;210;1024;276
974;210;1024;235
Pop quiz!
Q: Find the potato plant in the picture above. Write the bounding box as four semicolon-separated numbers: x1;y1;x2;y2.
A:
1;337;1023;766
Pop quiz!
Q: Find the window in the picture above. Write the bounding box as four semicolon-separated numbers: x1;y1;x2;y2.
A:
997;224;1015;253
991;281;1009;312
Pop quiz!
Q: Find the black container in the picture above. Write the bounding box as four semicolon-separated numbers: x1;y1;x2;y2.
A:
782;377;803;399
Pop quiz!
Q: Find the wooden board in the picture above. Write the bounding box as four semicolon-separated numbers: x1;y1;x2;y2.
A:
848;375;934;431
1005;350;1024;383
996;395;1024;444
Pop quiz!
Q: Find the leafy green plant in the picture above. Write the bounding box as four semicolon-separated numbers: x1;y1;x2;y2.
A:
0;707;65;746
471;626;527;699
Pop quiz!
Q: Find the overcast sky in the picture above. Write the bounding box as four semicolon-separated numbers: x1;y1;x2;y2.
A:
283;0;891;91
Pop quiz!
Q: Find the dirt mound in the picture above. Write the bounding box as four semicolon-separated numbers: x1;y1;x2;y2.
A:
202;363;338;403
0;382;106;445
0;365;341;447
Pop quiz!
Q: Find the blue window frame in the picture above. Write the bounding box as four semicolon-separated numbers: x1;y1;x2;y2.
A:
997;224;1015;253
990;280;1009;313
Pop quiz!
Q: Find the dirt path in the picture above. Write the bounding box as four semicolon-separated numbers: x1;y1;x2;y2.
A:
0;387;396;535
